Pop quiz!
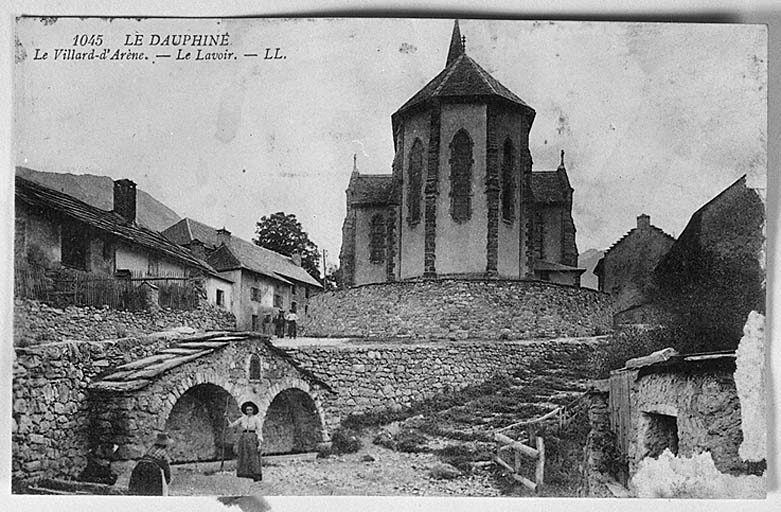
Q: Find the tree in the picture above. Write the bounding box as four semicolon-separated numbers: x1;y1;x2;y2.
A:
324;264;343;291
253;212;321;281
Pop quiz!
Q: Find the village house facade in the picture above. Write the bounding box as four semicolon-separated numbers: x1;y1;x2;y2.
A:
14;173;233;310
593;214;676;313
339;21;583;288
163;218;322;332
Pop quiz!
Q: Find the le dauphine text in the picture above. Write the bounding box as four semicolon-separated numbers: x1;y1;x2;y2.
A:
31;32;285;62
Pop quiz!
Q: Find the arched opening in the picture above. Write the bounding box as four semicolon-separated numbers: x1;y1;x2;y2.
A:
248;354;262;381
262;388;323;455
164;383;240;463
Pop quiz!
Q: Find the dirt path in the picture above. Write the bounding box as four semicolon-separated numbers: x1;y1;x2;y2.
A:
169;434;501;497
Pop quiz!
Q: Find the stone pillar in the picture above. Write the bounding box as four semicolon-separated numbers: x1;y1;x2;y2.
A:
424;103;441;278
485;104;500;277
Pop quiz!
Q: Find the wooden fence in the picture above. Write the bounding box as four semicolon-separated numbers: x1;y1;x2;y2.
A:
494;432;545;493
492;393;589;493
14;265;202;311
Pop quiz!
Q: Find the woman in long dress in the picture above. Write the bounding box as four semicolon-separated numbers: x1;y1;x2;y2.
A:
128;432;172;495
227;401;263;481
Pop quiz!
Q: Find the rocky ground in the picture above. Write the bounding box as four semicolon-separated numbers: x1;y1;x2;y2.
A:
169;431;501;496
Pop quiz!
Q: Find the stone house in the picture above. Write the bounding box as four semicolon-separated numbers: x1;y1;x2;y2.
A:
163;217;322;332
650;175;765;349
339;20;583;287
593;214;675;313
14;174;233;310
609;351;746;478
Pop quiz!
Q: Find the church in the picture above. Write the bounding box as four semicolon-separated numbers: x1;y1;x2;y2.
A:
339;21;583;288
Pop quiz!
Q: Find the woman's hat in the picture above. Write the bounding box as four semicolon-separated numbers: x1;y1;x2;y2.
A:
241;401;258;414
153;432;170;447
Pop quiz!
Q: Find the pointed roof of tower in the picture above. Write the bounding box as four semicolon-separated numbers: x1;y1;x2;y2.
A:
393;20;534;123
446;20;464;67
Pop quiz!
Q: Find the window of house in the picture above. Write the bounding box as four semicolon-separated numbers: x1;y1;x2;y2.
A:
216;289;225;307
640;412;679;459
502;138;516;222
369;213;386;264
273;293;283;308
449;129;473;223
407;138;424;225
251;314;259;332
249;354;262;380
292;285;297;297
61;222;90;271
251;287;262;302
305;287;310;299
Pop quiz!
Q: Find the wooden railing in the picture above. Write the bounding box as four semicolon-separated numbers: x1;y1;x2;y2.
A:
494;432;545;493
492;392;588;493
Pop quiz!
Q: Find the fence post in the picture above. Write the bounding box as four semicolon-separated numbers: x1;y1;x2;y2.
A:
535;436;545;494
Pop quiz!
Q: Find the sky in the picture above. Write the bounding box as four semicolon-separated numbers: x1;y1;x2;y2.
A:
13;17;767;265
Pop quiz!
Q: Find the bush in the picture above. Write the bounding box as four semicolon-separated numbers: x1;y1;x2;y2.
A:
330;427;362;454
394;429;428;453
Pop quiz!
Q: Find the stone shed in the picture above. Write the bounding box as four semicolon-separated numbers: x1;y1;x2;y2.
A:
608;349;760;479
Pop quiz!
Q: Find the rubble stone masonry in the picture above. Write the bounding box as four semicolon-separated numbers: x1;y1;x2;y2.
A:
303;279;615;340
288;337;607;429
14;298;236;346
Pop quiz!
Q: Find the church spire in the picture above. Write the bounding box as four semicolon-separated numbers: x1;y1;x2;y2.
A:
446;20;465;67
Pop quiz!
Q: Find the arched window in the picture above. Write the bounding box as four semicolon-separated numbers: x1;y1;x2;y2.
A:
449;129;473;223
407;139;424;225
369;213;386;264
248;354;262;381
502;138;516;222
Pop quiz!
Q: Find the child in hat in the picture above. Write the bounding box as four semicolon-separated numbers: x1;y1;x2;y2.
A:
128;432;172;495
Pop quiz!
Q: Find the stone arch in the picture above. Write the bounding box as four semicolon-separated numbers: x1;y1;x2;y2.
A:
255;377;329;454
164;382;241;463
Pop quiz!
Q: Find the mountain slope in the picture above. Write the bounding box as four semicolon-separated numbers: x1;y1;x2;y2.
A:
16;167;181;232
578;248;605;290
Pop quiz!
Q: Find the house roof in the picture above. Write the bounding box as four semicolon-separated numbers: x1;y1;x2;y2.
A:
613;348;737;376
163;218;322;288
349;173;394;206
603;222;676;256
89;331;333;393
393;22;534;122
15;175;215;274
531;171;570;204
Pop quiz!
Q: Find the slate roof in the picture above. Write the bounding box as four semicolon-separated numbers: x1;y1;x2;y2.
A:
349;173;394;206
89;332;333;393
531;171;570;204
15;176;215;274
163;218;321;288
603;223;676;256
394;52;533;120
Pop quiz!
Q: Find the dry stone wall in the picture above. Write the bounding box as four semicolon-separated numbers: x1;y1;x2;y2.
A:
14;298;236;346
12;334;175;485
287;337;608;430
303;279;614;340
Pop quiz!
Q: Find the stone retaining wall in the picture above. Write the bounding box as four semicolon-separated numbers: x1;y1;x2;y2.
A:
303;279;615;340
14;298;236;346
288;337;608;430
12;334;178;484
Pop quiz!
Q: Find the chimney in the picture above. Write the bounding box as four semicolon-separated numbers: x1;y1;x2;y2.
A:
113;179;137;223
186;239;206;260
637;213;651;230
216;227;231;246
291;252;302;266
